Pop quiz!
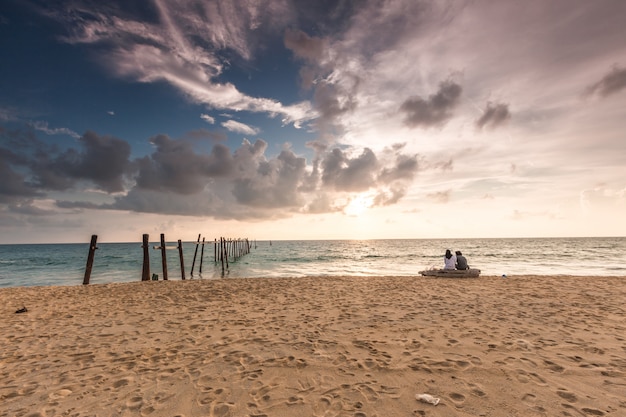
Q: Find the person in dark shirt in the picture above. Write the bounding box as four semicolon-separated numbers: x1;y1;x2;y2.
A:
455;251;469;270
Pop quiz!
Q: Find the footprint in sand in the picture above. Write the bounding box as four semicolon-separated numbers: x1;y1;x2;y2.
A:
561;403;606;416
522;393;536;406
49;388;72;399
113;377;133;389
543;360;565;373
556;389;577;403
126;395;144;410
355;383;379;402
448;392;466;408
314;393;343;417
515;369;548;386
581;407;605;416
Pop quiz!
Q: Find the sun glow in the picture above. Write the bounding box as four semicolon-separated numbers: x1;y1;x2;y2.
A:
344;194;374;216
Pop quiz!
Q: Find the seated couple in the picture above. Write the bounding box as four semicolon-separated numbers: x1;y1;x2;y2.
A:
444;249;469;270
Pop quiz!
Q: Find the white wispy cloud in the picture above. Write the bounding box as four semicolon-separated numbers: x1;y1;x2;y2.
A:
52;0;315;128
32;121;80;139
222;120;259;135
200;113;215;124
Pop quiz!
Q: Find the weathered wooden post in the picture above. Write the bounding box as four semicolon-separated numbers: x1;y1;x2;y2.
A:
214;238;218;264
224;238;230;269
141;234;150;281
160;233;168;281
220;237;225;274
83;234;98;285
199;237;206;274
178;239;185;280
190;234;200;276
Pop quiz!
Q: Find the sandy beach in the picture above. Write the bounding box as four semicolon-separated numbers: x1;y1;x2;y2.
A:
1;275;625;417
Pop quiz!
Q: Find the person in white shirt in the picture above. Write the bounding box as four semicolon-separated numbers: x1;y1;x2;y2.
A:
443;249;456;269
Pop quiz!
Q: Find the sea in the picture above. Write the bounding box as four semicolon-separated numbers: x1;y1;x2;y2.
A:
1;237;625;288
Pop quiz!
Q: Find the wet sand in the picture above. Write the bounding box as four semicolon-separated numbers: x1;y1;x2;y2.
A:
1;275;625;417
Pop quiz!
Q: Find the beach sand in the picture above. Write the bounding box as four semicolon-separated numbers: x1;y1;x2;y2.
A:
1;275;625;417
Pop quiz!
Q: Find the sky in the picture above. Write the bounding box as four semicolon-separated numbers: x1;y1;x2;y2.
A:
1;0;625;244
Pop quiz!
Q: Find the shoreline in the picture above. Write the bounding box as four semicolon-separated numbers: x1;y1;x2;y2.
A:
2;275;625;416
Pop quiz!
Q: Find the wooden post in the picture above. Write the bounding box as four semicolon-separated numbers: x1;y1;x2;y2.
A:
82;235;98;285
199;237;206;274
224;238;230;269
190;234;200;276
220;237;225;274
178;239;185;280
160;233;168;281
214;238;217;264
141;234;150;281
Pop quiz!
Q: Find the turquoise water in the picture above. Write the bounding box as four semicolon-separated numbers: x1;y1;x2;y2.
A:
0;237;625;288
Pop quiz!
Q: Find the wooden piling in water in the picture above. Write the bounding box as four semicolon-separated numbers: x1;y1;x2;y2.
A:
220;237;225;274
199;237;206;273
141;234;150;281
160;233;168;280
190;234;200;276
82;235;98;285
178;239;185;280
224;237;230;270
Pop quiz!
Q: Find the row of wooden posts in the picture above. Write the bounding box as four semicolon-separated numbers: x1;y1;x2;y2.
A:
83;234;252;285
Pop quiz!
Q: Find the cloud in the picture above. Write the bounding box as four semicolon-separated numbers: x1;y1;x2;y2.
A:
232;148;308;208
221;120;260;135
426;190;451;204
284;28;327;62
32;121;80;139
39;0;315;128
183;128;227;142
65;131;132;192
321;148;378;192
475;102;511;130
200;113;215;124
585;65;626;98
5;126;417;219
1;128;131;195
312;81;358;131
135;134;233;194
400;79;462;128
0;154;41;203
32;131;131;193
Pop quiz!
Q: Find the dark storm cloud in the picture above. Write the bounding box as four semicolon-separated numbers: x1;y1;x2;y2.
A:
108;138;311;217
29;131;131;193
378;153;419;183
134;134;233;194
321;148;379;192
585;65;626;98
110;136;420;217
1;128;131;198
312;81;358;129
0;155;41;202
475;102;511;130
373;186;406;206
284;28;326;61
62;131;131;192
232;149;307;208
0;128;47;203
373;145;419;206
400;79;462;128
3;123;420;218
